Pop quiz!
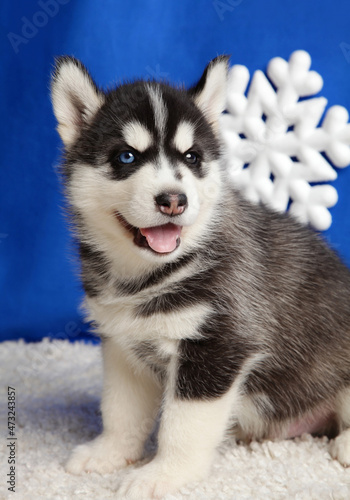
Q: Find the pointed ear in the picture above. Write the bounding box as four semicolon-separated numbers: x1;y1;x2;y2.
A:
51;56;105;146
189;55;229;130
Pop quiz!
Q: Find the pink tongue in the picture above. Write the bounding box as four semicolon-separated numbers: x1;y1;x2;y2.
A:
140;223;182;253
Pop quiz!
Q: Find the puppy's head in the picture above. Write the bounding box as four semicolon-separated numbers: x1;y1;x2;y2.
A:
51;56;229;266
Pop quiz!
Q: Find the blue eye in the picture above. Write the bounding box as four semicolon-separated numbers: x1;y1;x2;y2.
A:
184;152;198;164
118;151;135;164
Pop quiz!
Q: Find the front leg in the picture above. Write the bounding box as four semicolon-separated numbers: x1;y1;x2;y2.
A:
117;344;236;499
66;337;162;474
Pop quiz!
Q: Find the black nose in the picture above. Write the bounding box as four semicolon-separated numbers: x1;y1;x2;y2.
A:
155;193;188;216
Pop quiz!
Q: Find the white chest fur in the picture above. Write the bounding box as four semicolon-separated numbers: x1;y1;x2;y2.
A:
84;291;212;350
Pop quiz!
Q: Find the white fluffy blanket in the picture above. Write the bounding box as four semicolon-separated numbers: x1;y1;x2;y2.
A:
1;339;350;500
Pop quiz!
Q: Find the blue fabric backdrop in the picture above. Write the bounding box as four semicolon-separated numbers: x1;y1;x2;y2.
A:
1;0;350;342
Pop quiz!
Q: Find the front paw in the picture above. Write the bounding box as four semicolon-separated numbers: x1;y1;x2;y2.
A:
116;460;204;499
66;434;140;475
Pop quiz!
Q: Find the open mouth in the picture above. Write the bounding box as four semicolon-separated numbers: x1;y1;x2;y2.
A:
114;212;182;255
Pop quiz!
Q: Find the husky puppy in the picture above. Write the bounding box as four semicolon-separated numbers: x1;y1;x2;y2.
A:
51;56;350;499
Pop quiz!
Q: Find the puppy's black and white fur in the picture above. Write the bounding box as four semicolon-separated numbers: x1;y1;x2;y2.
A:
51;56;350;498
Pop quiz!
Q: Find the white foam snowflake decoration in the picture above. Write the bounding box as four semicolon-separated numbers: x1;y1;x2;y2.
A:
220;50;350;230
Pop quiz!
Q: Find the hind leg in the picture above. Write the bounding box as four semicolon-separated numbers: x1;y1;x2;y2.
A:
330;387;350;466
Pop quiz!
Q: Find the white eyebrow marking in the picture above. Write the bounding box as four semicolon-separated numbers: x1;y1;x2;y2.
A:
147;85;167;139
122;121;153;152
173;121;195;153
